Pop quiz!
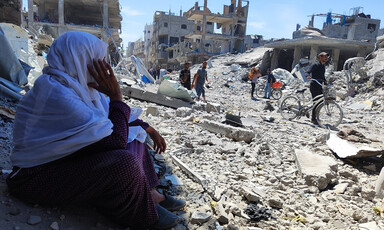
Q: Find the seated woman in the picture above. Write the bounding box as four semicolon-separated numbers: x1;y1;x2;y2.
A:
6;31;185;229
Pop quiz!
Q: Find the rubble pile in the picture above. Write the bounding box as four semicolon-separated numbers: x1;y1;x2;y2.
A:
1;39;384;230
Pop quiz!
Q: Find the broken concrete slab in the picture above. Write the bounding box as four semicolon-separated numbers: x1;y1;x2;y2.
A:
327;133;384;158
295;149;338;190
199;119;255;143
121;86;192;109
347;100;373;110
190;212;211;225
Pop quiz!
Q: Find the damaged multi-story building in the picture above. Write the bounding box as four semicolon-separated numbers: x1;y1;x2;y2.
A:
266;7;381;71
25;0;122;56
0;0;22;26
146;0;249;69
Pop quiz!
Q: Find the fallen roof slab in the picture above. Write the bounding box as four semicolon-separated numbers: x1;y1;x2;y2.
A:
327;133;384;158
121;86;193;109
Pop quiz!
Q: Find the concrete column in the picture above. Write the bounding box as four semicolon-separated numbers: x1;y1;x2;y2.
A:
293;46;302;68
357;47;366;57
200;0;207;55
28;0;33;28
332;48;340;71
271;49;279;70
58;0;65;35
310;45;319;63
102;0;109;44
20;0;23;27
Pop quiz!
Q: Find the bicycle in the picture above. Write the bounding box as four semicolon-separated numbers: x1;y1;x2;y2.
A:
255;80;283;100
279;79;344;129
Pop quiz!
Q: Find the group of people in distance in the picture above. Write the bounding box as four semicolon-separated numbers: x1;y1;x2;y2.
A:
246;51;329;125
248;67;276;100
179;61;210;103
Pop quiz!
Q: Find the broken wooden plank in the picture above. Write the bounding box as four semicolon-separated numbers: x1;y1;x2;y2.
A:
327;133;384;158
121;86;192;109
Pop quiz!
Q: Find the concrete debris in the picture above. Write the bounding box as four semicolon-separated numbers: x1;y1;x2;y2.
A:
240;187;261;203
176;107;193;117
332;183;349;194
216;202;229;225
50;222;60;230
295;149;338;190
27;215;42;225
121;86;192;109
199;119;255;143
190;212;211;225
327;133;384;158
146;106;160;116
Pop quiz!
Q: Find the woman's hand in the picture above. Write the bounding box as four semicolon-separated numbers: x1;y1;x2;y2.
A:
87;59;122;101
146;126;166;153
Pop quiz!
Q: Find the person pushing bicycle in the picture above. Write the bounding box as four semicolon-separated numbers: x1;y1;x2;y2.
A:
306;51;328;125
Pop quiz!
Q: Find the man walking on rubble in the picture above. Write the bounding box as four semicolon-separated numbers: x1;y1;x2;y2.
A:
306;51;328;125
192;61;209;102
179;62;191;90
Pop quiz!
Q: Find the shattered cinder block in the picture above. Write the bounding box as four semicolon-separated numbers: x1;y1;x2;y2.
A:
199;119;255;143
295;149;338;190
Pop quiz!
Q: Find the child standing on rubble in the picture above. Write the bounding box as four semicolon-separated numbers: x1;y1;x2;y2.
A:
248;67;261;99
7;31;185;229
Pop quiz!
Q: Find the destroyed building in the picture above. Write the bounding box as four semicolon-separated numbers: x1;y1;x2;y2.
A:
149;10;195;69
146;0;249;69
133;38;145;60
26;0;122;47
266;7;381;71
0;0;22;26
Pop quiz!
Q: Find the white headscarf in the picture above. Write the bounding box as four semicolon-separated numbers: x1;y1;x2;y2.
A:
12;31;114;168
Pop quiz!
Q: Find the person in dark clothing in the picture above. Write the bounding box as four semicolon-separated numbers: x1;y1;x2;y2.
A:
179;63;191;90
264;68;276;99
306;51;328;125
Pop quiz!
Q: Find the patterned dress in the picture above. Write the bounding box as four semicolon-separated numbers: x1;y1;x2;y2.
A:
7;101;160;229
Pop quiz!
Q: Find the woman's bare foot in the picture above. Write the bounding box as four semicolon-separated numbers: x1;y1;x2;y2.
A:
151;189;165;203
